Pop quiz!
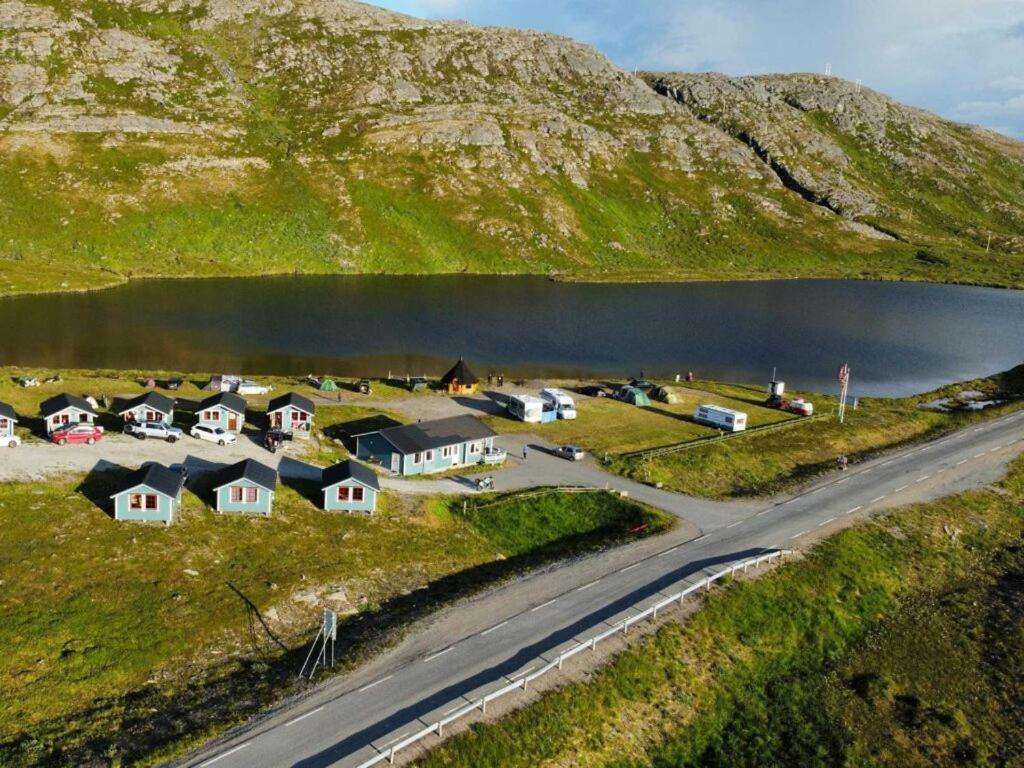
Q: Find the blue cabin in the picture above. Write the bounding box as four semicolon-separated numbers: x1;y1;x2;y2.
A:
267;392;315;439
118;391;175;425
356;415;497;476
110;463;185;524
213;459;277;516
40;393;97;435
0;401;17;440
321;459;380;513
195;392;247;433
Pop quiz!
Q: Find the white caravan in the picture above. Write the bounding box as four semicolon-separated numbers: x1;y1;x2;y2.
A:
540;388;577;420
693;404;747;432
507;394;546;423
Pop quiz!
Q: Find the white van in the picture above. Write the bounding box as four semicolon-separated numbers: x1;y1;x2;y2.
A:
693;404;747;432
507;394;545;423
540;388;577;420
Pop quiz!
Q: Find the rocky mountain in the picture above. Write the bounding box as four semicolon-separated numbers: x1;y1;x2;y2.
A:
0;0;1022;295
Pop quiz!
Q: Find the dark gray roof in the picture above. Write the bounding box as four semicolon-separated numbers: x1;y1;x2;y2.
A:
117;462;184;499
0;401;16;422
375;415;496;455
40;393;96;418
198;392;247;415
214;459;278;492
268;392;316;415
440;357;479;386
119;391;175;415
321;459;380;491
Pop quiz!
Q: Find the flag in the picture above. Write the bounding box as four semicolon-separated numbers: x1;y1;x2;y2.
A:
837;363;850;387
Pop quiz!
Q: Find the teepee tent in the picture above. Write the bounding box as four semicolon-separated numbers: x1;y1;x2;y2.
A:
440;357;479;395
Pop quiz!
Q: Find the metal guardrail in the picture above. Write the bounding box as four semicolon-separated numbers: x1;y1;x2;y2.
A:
355;549;793;767
622;415;826;461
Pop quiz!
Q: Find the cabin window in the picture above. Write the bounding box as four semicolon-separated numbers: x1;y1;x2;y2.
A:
441;446;452;458
413;452;422;464
145;410;159;421
352;487;364;502
425;450;434;462
469;442;481;454
145;494;158;510
245;487;258;503
0;418;7;430
337;486;351;502
230;486;243;502
292;411;308;422
129;493;143;510
204;410;219;421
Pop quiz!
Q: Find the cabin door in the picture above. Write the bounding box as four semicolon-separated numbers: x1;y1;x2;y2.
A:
228;414;238;431
390;453;401;473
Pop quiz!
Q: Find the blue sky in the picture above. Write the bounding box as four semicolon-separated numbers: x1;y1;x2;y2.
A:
374;0;1024;139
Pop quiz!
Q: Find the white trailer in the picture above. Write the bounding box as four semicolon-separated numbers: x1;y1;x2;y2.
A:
693;404;748;432
507;394;546;423
540;388;577;420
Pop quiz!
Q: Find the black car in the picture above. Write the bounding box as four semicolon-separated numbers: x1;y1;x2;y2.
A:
579;385;608;398
166;378;183;390
629;378;654;391
263;428;287;453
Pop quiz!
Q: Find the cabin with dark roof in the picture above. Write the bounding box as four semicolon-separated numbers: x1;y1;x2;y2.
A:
266;392;316;439
440;357;479;395
321;459;380;513
40;393;97;434
213;459;278;515
0;401;17;442
110;463;185;524
118;391;175;425
355;415;497;476
195;392;247;433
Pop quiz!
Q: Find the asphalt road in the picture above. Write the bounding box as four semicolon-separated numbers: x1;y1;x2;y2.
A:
178;408;1024;768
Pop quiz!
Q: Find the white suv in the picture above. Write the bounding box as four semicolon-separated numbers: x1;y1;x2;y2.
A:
0;434;21;448
191;424;237;446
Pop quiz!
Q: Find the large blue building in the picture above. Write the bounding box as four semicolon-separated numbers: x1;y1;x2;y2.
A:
356;415;497;476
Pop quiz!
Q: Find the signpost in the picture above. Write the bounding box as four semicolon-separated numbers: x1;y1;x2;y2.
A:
299;608;338;680
837;363;851;424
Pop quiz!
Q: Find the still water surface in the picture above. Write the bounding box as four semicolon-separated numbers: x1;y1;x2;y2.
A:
1;276;1022;397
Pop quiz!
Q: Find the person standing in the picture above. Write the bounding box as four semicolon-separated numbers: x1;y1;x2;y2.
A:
522;444;528;462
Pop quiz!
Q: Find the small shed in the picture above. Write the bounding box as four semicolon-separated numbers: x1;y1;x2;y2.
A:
195;392;247;433
212;459;278;515
0;401;18;439
618;386;651;407
267;392;316;438
440;357;479;395
40;393;98;434
321;459;380;513
111;463;185;524
118;391;175;425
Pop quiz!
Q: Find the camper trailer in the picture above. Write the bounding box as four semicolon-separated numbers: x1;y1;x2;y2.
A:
694;404;748;432
507;394;553;423
540;388;577;420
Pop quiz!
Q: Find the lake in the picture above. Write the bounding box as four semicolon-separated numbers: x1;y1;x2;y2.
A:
1;276;1022;397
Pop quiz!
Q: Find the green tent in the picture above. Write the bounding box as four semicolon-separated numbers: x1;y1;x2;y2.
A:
319;378;338;392
622;387;651;407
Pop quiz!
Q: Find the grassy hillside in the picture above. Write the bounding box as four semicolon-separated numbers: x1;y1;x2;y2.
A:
0;0;1022;295
414;457;1024;768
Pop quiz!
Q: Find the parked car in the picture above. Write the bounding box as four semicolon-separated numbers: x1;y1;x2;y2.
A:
263;428;287;453
407;376;429;392
629;379;654;391
19;377;39;388
51;424;104;446
166;378;183;390
356;378;373;395
126;421;183;442
190;424;237;446
579;385;608;398
0;434;21;448
236;380;272;395
554;445;585;461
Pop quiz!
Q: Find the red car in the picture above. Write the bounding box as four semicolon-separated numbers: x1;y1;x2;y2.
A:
51;424;104;446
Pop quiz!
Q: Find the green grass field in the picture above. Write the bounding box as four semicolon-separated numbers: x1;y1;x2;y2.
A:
0;484;669;767
414;457;1024;768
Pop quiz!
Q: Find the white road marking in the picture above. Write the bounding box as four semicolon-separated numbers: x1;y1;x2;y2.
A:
915;475;931;483
756;508;771;517
861;467;874;474
691;534;708;543
726;520;744;529
845;505;863;515
818;517;835;527
777;498;795;506
575;580;600;592
199;743;250;766
989;446;1001;453
658;546;680;557
531;598;557;612
285;706;324;726
974;453;985;459
358;676;393;693
481;620;509;637
809;487;824;495
894;485;909;493
424;647;453;662
871;496;887;504
381;731;412;749
956;459;968;466
789;530;809;540
620;562;642;573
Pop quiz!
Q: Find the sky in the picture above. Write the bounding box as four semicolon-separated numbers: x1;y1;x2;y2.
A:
374;0;1024;139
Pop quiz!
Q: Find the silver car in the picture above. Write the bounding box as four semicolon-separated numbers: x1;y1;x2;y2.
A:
555;445;585;461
